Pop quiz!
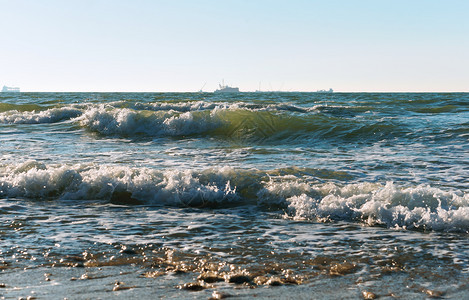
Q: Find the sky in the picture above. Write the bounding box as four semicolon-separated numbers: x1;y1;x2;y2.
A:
0;0;468;92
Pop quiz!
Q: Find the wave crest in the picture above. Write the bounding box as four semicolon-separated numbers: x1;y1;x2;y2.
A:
0;102;407;143
76;105;223;136
0;107;82;124
284;182;469;232
1;162;468;232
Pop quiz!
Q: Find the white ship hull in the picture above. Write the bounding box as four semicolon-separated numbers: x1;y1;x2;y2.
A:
214;87;239;93
2;86;20;93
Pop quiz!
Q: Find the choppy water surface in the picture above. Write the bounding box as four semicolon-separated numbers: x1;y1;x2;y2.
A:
0;92;468;298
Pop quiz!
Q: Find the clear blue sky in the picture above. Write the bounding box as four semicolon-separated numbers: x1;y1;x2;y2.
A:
1;0;468;92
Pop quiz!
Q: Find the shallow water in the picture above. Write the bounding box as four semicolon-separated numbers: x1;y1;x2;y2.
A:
0;92;468;298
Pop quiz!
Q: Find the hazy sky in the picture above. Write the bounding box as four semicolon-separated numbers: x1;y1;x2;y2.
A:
1;0;468;92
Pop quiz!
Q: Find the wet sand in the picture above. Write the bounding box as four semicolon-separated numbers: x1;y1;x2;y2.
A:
1;239;467;299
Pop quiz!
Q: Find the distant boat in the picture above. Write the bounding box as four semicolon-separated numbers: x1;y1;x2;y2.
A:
214;80;239;93
198;82;207;93
2;86;20;93
316;88;333;93
255;81;285;93
255;81;262;92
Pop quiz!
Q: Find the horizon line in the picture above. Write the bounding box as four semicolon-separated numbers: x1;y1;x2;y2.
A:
4;90;469;93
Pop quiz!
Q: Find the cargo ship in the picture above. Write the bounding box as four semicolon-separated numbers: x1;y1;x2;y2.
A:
2;86;20;93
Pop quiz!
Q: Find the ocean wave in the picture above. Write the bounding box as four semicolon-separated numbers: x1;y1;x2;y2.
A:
0;162;244;206
410;105;460;114
75;104;404;143
0;107;83;124
1;100;459;144
76;105;223;136
1;162;468;232
113;100;309;113
282;181;469;232
0;103;44;112
115;100;225;112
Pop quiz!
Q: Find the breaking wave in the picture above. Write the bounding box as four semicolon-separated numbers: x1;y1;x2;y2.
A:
0;107;83;124
74;104;405;142
282;182;469;232
1;161;468;232
76;105;223;136
0;99;465;143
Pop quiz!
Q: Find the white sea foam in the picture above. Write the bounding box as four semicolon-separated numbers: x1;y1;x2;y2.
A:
76;105;224;136
125;101;228;112
0;107;82;124
283;181;469;232
1;162;468;232
0;162;239;206
114;101;307;114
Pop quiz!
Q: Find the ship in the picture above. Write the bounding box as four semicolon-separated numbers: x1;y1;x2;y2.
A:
316;88;333;93
214;80;239;93
2;86;20;93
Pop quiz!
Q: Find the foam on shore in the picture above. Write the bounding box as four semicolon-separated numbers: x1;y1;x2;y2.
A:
1;161;467;232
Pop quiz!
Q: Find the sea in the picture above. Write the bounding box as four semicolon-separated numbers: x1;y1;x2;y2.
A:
0;92;468;299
